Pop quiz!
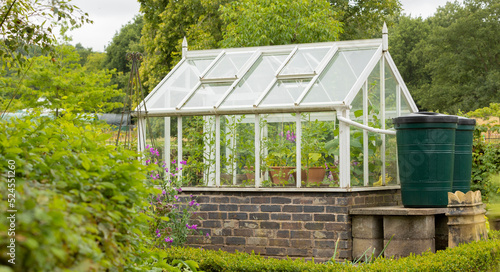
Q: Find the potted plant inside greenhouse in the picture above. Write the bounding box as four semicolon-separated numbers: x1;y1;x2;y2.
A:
265;122;297;186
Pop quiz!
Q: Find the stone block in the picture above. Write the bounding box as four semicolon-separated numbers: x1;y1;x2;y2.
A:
383;215;435;239
352;215;383;238
269;238;290;247
384;238;435;258
247;237;268;246
353;238;383;260
291;230;311;239
271;213;291;221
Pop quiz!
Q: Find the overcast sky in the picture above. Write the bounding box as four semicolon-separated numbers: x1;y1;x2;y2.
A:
68;0;453;52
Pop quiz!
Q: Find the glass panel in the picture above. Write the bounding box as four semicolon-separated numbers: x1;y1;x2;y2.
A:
220;54;288;108
385;59;398;128
220;115;256;187
401;90;412;116
280;47;330;75
301;112;337;187
146;58;214;109
204;52;254;79
302;52;357;103
341;48;377;77
385;134;398;185
182;116;216;186
183;83;231;109
262;113;297;187
350;126;364;187
368;132;383;186
350;88;364;123
260;79;310;106
367;61;381;127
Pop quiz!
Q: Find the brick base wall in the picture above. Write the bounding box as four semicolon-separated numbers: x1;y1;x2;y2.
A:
184;188;401;262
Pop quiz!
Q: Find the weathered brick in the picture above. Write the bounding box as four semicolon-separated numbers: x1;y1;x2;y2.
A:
261;205;281;212
211;196;230;203
336;214;348;222
293;198;314;204
213;228;232;236
291;230;311;239
304;205;325;213
305;222;324;230
255;229;273;237
223;220;237;228
226;237;246;245
233;229;254;237
338;231;351;240
249;213;269;220
292;214;312;221
325;222;348;231
230;197;250;204
286;248;309;256
267;247;286;256
314;231;334;239
251;197;271;204
326;206;348;214
219;204;238;211
247;237;268;246
315;240;337;249
269;238;290;247
314;214;335;222
260;221;280;229
228;212;248;220
203;220;222;228
313;248;335;258
195;196;210;203
240;221;259;229
194;212;208;220
283;205;303;212
243;246;266;254
271;213;291;221
336;197;349;206
271;197;292;204
277;230;290;238
209;236;224;245
282;222;302;230
200;204;218;211
240;205;259;212
208;212;227;220
291;239;313;248
354;197;365;205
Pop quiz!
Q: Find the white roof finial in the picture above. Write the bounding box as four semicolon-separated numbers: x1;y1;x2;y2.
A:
382;22;388;52
182;37;188;58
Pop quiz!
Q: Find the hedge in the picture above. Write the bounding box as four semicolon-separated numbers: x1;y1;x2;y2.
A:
153;231;500;272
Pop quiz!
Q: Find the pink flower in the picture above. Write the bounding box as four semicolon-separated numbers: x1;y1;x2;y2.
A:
206;233;210;237
180;160;187;165
165;237;173;243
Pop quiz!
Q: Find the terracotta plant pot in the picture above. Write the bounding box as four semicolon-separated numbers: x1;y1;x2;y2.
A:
269;166;296;185
243;166;265;181
304;167;326;185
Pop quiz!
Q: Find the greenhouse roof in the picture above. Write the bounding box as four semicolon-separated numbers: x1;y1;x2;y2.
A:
138;38;417;116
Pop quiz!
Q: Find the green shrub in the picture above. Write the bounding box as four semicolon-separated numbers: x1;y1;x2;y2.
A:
155;231;500;271
0;113;153;271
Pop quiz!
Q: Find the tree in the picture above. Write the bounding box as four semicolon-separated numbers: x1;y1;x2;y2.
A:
330;0;402;40
413;0;500;113
388;15;431;103
138;0;231;90
0;45;122;115
219;0;342;48
0;0;91;70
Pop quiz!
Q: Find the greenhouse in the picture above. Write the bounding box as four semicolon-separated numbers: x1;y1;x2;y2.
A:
135;28;418;190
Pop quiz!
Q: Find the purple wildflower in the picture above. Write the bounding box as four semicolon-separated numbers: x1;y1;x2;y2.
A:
165;237;173;243
180;160;187;165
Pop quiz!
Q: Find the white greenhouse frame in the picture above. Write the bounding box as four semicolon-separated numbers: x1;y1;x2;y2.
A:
135;27;418;190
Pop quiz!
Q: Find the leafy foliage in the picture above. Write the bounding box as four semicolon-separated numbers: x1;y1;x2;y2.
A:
390;0;500;113
0;0;91;71
0;113;153;271
0;45;122;115
219;0;342;48
140;233;500;271
330;0;402;40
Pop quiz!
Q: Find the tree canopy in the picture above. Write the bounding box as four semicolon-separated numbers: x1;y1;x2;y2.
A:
0;0;91;70
389;0;499;113
0;45;122;116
